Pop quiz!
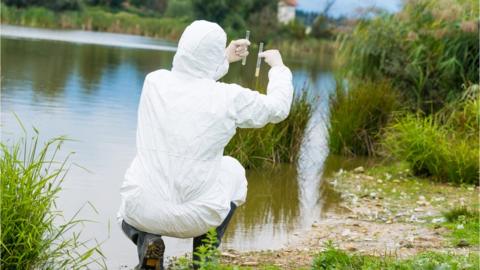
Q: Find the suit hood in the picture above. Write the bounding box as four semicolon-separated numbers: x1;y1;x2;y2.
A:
172;20;229;80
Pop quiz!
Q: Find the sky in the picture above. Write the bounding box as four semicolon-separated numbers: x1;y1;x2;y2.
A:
296;0;402;17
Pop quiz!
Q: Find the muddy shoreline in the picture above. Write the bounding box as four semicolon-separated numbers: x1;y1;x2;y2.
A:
208;166;479;269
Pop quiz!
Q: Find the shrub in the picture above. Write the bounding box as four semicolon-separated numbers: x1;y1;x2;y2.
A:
383;110;479;184
337;0;479;112
328;79;399;156
0;129;104;269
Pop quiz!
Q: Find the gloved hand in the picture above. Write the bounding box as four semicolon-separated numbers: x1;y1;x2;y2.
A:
226;39;250;63
258;49;284;67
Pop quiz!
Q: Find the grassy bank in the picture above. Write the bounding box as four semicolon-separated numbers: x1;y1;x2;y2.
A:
225;91;312;169
0;129;104;269
0;3;188;39
312;245;479;270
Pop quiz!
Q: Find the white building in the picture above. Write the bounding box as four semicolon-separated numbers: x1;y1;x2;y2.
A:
277;0;297;24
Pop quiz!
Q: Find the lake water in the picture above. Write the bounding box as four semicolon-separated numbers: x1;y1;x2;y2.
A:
1;25;366;268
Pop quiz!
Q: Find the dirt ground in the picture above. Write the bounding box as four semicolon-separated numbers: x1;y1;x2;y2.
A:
217;167;479;269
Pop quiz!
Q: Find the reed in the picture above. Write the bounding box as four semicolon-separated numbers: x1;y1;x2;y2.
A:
225;90;312;169
328;79;399;156
0;128;105;269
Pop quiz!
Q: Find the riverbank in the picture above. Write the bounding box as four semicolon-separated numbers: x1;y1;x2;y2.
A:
167;164;479;269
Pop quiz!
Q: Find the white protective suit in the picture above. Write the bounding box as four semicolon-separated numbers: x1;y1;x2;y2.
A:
117;20;293;238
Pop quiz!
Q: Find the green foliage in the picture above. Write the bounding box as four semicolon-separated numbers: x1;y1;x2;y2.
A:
328;79;399;156
442;206;480;246
3;0;81;10
0;4;188;39
164;0;193;19
443;206;477;223
278;20;307;40
225;91;312;169
189;0;280;40
0;128;104;269
193;229;221;269
312;244;479;269
310;15;333;39
129;0;167;13
337;0;479;112
171;229;221;270
383;87;479;184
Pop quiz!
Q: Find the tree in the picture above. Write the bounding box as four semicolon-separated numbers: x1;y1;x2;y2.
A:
189;0;278;38
4;0;81;10
129;0;167;13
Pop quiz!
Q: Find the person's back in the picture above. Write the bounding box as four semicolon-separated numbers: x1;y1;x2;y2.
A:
118;20;293;269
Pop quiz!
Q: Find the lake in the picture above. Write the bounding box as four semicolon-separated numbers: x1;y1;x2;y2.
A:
1;25;365;269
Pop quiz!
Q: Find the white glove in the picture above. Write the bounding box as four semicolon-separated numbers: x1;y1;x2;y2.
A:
226;39;250;63
258;49;284;67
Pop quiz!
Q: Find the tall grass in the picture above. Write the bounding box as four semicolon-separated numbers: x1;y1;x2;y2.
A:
383;85;479;184
225;91;312;169
0;129;105;269
328;79;399;156
337;0;479;112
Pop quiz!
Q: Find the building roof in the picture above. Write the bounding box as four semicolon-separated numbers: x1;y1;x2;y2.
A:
281;0;297;7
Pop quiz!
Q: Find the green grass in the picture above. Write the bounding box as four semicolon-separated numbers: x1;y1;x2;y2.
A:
312;244;479;270
441;206;480;247
382;91;479;184
328;79;399;156
225;90;312;169
0;127;104;269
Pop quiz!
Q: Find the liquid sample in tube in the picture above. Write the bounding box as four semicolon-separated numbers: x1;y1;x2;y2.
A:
242;30;250;66
255;42;264;77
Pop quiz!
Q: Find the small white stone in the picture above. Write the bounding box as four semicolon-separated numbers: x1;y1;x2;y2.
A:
353;166;365;173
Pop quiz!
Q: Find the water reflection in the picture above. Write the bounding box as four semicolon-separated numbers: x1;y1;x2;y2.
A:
1;28;338;268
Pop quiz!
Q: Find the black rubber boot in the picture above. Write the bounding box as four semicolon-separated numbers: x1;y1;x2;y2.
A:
137;234;165;270
122;220;165;270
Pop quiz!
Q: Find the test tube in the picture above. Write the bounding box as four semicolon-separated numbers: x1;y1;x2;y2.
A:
241;30;250;66
255;42;264;77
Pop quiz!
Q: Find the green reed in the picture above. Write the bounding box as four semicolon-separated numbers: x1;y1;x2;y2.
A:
328;79;400;156
0;127;105;269
225;89;312;169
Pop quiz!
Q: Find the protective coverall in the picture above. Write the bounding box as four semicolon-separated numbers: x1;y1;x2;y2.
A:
117;20;294;239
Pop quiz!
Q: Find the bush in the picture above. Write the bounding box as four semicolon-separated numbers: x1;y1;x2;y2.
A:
0;129;104;269
383;89;479;184
328;79;399;156
337;0;479;112
225;90;312;169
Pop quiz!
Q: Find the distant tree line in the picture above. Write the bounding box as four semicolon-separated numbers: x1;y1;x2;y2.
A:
2;0;342;40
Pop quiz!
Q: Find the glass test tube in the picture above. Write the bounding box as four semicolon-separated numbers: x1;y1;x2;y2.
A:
242;30;250;66
255;42;264;77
